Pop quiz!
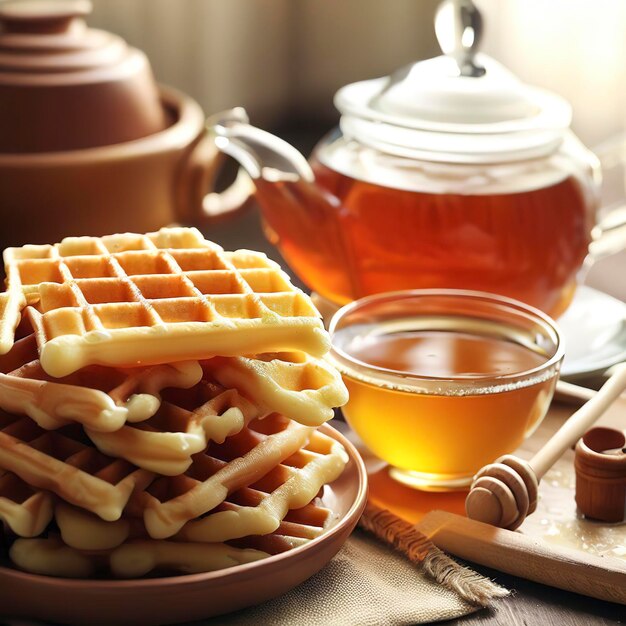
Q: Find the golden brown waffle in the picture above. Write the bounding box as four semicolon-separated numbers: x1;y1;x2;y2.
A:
110;539;269;578
10;487;336;577
201;352;348;426
0;470;54;537
0;337;345;436
8;446;340;577
174;420;347;543
54;491;333;552
0;335;203;433
88;356;346;475
0;405;346;543
87;384;261;475
0;410;153;521
56;502;138;550
10;535;270;579
0;343;344;478
0;257;26;357
142;413;347;540
0;227;328;377
51;424;343;550
141;415;314;538
44;414;344;548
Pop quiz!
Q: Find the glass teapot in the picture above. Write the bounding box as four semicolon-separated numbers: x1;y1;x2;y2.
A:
209;0;625;318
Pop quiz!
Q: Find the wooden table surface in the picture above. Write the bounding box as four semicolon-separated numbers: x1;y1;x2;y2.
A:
203;204;625;626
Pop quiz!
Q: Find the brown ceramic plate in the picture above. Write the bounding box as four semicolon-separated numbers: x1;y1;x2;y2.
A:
0;423;367;626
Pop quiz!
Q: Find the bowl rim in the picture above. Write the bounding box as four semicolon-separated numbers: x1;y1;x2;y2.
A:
0;421;368;589
327;288;565;394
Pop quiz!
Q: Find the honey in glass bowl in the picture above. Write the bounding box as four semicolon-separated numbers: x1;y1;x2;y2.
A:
327;290;564;491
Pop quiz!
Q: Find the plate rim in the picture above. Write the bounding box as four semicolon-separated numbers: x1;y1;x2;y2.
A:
559;285;626;378
0;421;368;590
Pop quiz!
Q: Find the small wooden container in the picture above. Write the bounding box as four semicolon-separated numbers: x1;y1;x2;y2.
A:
575;427;626;523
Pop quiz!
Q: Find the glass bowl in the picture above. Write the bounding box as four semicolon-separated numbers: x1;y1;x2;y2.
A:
327;289;564;491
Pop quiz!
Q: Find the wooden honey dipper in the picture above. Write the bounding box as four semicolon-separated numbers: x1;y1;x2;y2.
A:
466;363;626;530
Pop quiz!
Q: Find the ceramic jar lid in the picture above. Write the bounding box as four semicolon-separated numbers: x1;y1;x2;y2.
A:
334;0;572;163
0;0;167;153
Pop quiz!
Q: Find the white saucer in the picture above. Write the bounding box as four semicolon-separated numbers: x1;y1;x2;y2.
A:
558;286;626;380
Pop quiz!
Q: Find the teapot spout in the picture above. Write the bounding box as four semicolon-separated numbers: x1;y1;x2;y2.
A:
208;108;315;183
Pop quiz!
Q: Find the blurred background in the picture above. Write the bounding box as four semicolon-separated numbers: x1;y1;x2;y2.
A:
90;0;626;151
86;0;626;301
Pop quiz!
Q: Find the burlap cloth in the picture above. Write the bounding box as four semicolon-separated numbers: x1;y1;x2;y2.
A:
198;530;479;626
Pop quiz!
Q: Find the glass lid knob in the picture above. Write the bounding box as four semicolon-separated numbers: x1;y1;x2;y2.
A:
435;0;485;77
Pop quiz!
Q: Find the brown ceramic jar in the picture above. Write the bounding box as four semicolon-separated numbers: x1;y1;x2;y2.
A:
0;0;167;153
575;427;626;523
0;1;249;249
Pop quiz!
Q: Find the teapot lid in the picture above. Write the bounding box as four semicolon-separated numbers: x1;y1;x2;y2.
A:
0;0;166;153
334;0;572;163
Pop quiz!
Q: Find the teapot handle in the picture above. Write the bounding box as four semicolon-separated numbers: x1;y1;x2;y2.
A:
589;134;626;259
176;127;255;225
177;107;315;224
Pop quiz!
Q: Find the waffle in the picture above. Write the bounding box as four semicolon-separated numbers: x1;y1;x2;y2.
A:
9;464;339;577
0;335;203;433
51;422;344;548
0;405;346;540
56;502;138;550
87;384;261;475
0;259;26;358
0;227;329;377
0;410;154;521
0;471;54;537
11;489;336;577
142;414;315;539
0;336;343;437
201;352;348;426
9;535;270;579
175;421;347;543
142;416;346;541
54;489;334;551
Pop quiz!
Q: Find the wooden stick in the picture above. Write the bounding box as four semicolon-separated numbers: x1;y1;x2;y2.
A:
466;364;626;529
554;379;595;404
531;364;626;478
417;510;626;605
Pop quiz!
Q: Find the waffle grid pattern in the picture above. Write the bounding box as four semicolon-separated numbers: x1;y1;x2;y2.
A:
141;415;315;538
174;419;347;543
87;383;262;475
1;228;328;376
0;471;54;537
51;427;346;553
0;228;348;580
0;336;203;432
0;409;346;548
0;410;154;521
201;353;348;426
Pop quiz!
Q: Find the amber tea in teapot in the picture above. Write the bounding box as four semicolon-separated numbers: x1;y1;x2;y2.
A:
258;152;592;318
212;1;615;318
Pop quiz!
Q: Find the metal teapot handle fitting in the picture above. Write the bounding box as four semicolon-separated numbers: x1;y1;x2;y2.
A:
209;107;315;183
178;107;315;223
589;134;626;260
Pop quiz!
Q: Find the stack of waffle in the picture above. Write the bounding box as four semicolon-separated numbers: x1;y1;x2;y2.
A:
0;227;349;578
